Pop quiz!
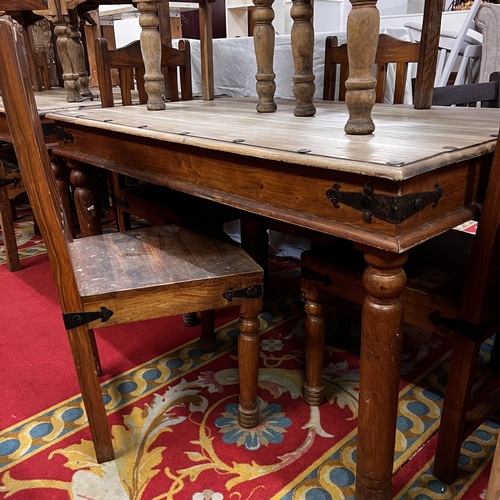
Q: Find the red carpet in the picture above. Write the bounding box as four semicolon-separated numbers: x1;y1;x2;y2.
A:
0;212;496;500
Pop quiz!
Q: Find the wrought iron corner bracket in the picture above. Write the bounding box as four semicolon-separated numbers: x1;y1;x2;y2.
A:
63;307;114;330
223;284;263;302
326;182;443;224
42;123;74;144
0;177;19;188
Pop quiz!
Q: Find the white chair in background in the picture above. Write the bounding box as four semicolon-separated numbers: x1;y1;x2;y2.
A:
405;0;483;86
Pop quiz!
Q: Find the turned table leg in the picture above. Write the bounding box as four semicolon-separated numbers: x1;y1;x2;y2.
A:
53;17;81;103
67;159;102;237
291;0;315;117
50;153;75;238
68;9;93;99
252;0;277;113
137;0;166;111
345;0;379;135
355;245;407;500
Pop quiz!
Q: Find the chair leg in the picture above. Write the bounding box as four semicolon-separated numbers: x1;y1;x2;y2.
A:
433;335;481;484
237;301;262;429
183;312;200;327
88;329;103;377
67;325;114;463
241;217;269;296
9;199;18;221
200;309;217;352
119;211;132;232
303;288;326;406
489;333;500;374
0;186;21;272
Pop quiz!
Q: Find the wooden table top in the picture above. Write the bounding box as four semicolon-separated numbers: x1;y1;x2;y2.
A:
46;97;499;181
0;88;102;117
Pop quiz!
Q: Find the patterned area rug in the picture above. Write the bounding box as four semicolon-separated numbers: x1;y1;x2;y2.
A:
0;210;495;500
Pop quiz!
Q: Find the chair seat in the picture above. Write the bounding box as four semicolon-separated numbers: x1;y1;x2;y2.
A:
70;224;262;297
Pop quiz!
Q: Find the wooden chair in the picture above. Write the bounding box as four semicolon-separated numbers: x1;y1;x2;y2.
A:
323;33;420;104
0;19;264;463
95;37;193;109
301;77;500;484
94;37;243;329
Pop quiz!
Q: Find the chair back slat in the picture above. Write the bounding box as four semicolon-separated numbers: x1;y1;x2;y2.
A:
0;20;83;313
375;62;387;104
118;67;134;105
136;67;148;104
94;37;114;107
323;36;337;101
393;61;408;104
324;33;420;104
178;40;193;101
95;37;193;108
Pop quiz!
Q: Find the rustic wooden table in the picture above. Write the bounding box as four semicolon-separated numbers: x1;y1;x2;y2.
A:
0;87;101;142
44;96;498;499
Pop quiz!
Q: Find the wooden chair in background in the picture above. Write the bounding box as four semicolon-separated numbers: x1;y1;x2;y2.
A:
94;37;238;235
0;19;264;463
323;33;420;104
406;0;483;87
95;37;192;109
301;77;500;484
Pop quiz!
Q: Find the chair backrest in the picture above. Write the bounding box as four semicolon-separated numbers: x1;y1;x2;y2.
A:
432;71;500;107
0;19;83;314
95;38;193;108
323;33;420;104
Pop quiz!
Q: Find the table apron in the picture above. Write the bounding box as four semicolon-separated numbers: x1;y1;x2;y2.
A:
51;126;490;253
